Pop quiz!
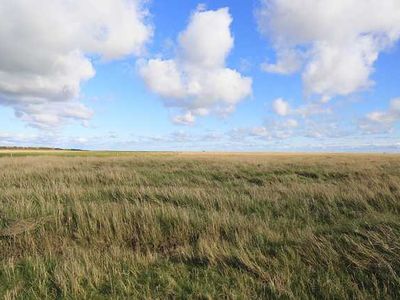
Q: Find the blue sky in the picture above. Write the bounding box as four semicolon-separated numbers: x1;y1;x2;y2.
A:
0;0;399;151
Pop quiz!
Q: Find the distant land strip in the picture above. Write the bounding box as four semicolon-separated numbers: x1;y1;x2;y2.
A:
0;146;85;151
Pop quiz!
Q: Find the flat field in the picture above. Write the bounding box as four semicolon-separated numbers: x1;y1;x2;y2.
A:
0;151;399;298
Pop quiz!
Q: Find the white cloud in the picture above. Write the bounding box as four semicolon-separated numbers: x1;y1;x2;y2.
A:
139;8;252;125
272;98;290;116
0;131;93;148
295;102;333;117
257;0;400;99
285;119;298;128
368;98;400;124
360;98;400;133
271;96;333;119
261;49;303;74
249;127;270;138
231;116;301;141
14;102;94;129
0;0;152;128
172;111;196;126
304;120;347;139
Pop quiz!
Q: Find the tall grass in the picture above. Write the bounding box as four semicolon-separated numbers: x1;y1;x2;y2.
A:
0;153;399;298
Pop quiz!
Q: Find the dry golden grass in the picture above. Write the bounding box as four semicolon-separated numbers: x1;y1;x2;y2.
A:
0;152;399;298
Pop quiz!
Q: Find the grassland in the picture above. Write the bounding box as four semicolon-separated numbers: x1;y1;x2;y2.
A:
0;151;399;299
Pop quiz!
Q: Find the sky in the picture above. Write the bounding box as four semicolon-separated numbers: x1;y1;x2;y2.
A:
0;0;400;152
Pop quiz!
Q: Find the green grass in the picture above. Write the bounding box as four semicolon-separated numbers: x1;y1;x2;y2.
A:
0;152;399;299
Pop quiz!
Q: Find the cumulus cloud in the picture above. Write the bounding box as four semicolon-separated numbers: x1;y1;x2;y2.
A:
139;8;252;124
13;102;94;129
0;0;152;128
272;98;290;116
261;49;303;74
257;0;400;99
271;96;333;120
360;98;400;133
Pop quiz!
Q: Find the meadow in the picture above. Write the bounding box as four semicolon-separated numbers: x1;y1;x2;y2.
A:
0;151;399;299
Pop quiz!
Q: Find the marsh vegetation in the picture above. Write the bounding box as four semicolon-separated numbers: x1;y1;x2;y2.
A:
0;152;399;298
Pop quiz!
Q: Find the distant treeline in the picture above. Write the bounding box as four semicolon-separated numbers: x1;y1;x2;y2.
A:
0;146;85;151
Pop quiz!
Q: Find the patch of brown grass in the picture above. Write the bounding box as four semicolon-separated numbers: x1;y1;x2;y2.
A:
0;153;399;298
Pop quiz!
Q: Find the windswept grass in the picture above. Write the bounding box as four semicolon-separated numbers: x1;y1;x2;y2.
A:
0;152;399;298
